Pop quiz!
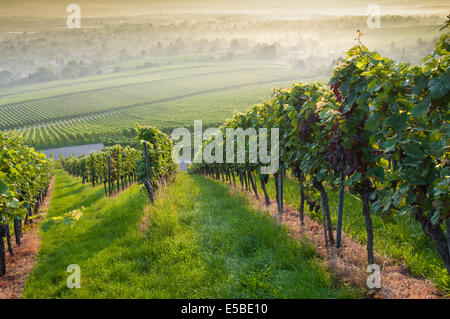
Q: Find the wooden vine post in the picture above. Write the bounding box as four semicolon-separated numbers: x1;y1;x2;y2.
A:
275;169;284;223
143;141;154;204
336;171;345;248
5;225;12;255
244;171;248;191
248;172;259;199
91;159;95;187
14;219;21;246
0;225;5;276
116;158;120;194
279;168;284;219
107;156;111;197
298;171;305;225
259;175;270;206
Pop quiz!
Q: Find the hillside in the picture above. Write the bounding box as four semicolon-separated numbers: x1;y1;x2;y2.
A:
1;60;311;149
0;7;448;304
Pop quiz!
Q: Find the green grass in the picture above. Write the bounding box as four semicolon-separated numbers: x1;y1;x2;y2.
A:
246;175;450;295
23;170;359;298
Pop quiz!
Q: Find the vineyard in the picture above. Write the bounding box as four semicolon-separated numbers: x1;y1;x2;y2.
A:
0;61;308;149
191;34;450;290
0;32;449;299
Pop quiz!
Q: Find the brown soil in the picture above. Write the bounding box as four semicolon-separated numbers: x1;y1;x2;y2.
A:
140;205;151;234
0;177;54;299
228;184;443;299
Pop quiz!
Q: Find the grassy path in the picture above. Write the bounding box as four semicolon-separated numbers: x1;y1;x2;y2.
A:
23;170;359;298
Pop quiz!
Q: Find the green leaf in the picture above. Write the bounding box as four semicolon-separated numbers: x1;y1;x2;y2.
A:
406;193;417;204
356;59;368;70
382;138;396;153
368;79;382;92
386;113;409;133
428;77;447;99
371;52;383;61
369;166;384;182
412;97;430;118
364;115;378;132
352;172;362;183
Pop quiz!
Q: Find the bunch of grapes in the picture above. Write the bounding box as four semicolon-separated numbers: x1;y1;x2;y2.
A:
331;83;342;103
344;149;360;176
314;204;320;214
298;112;319;140
306;198;320;212
344;134;371;176
325;136;346;172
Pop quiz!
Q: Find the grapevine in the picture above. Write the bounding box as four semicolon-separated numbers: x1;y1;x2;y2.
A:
191;35;450;270
0;132;54;276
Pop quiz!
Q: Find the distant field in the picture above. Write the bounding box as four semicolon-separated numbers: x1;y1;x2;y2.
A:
0;59;319;149
364;24;443;48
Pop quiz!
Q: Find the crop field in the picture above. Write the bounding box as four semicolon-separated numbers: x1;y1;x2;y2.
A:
0;59;315;149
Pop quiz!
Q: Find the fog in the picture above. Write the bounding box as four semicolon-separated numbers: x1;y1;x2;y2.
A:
0;1;448;88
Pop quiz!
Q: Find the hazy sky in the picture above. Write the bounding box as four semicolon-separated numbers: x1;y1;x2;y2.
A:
1;0;449;17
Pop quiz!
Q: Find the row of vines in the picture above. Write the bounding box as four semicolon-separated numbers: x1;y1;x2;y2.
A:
0;124;176;278
61;125;177;203
6;118;136;150
61;145;141;197
0;132;54;276
190;35;449;274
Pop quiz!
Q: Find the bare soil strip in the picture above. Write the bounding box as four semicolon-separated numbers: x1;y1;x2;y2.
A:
0;177;54;299
228;185;443;299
